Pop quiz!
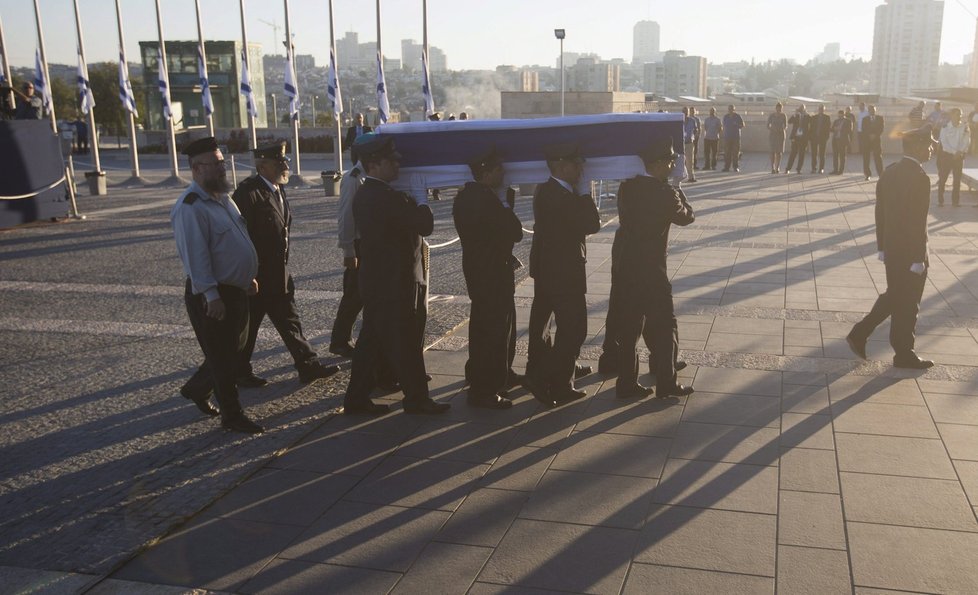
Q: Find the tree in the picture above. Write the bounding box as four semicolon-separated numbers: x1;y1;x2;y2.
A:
87;61;147;137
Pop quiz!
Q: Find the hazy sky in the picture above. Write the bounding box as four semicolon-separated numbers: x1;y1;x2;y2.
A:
0;0;975;70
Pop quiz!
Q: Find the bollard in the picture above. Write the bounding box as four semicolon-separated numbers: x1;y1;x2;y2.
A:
321;170;341;197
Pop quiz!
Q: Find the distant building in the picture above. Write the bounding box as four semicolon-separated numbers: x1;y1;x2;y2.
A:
429;46;447;72
633;20;660;64
970;18;978;87
643;50;707;98
815;43;841;64
336;31;374;72
501;91;651;119
139;40;267;131
569;58;620;92
872;0;943;97
294;54;315;70
520;70;540;92
401;39;447;72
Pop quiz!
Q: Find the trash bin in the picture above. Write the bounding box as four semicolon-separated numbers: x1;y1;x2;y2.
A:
85;170;107;196
321;170;341;197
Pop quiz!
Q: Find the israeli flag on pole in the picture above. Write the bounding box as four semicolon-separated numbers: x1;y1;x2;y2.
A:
197;45;213;117
421;49;434;117
327;47;342;118
77;53;95;115
376;50;389;124
240;49;257;118
118;52;138;117
157;47;172;120
33;49;51;110
284;52;299;121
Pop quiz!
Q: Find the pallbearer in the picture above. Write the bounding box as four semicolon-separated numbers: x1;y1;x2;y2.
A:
453;147;524;409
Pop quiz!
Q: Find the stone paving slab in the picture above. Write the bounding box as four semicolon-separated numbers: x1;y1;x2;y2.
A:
6;154;978;593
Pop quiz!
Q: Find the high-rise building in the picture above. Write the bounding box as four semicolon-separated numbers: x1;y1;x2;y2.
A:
402;39;423;72
815;43;841;64
643;50;707;98
969;18;978;86
429;46;447;72
871;0;943;97
633;20;660;64
569;57;620;92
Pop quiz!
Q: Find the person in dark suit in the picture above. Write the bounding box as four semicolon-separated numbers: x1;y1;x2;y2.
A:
343;113;372;164
846;126;937;369
831;109;853;174
453;147;524;409
231;142;340;385
809;105;832;173
785;105;810;174
343;134;448;415
613;138;696;398
524;144;601;407
861;105;885;181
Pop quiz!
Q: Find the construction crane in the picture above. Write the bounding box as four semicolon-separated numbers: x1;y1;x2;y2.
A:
258;18;281;54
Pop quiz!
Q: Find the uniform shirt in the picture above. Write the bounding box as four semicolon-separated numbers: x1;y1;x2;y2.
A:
337;163;363;258
171;181;258;301
683;116;700;143
702;115;722;140
722;112;744;140
939;122;971;155
14;95;43;120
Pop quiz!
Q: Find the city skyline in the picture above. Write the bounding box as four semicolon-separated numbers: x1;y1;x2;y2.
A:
1;0;976;72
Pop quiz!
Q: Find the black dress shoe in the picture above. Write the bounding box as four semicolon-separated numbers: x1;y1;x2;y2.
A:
893;355;934;369
328;342;356;358
467;392;513;410
404;399;450;414
616;383;653;399
236;373;268;388
846;332;867;359
221;413;264;434
575;364;593;379
298;362;341;383
659;384;694;397
343;400;391;416
180;387;220;416
552;387;587;405
675;360;688;372
523;376;557;408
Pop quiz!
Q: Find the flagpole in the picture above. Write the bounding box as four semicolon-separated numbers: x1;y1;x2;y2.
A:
31;0;56;133
193;0;214;136
0;16;14;110
328;0;342;173
114;0;141;181
72;0;103;182
283;0;301;182
154;0;180;180
239;0;256;149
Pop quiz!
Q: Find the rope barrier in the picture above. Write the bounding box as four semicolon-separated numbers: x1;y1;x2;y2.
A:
428;236;461;249
0;175;67;200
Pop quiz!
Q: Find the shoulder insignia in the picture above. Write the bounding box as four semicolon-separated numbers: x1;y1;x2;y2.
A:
183;192;199;205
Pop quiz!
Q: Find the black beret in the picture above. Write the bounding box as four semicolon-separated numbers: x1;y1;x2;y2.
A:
181;136;218;158
902;126;938;146
468;146;503;172
543;143;585;163
638;138;677;163
353;133;401;161
253;141;289;161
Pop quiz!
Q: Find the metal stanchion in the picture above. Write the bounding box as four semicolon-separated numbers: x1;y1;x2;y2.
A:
65;155;84;220
230;155;238;188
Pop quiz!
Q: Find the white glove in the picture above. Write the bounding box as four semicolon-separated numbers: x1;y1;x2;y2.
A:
877;251;885;263
910;262;925;275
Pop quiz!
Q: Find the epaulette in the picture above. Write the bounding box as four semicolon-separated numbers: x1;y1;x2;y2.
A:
183;192;199;205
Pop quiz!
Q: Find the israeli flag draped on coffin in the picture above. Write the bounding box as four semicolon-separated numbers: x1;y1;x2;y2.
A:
375;112;684;200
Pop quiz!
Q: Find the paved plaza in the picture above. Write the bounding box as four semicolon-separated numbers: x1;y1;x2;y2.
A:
3;153;978;593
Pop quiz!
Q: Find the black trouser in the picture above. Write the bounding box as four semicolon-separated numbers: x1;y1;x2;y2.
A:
331;241;362;347
704;139;718;169
344;285;429;407
526;288;587;391
832;139;848;173
182;280;248;417
723;138;740;169
861;135;883;177
809;139;828;172
465;292;516;397
600;274;654;364
239;275;317;375
786;138;807;172
937;151;964;205
616;285;678;394
850;261;927;358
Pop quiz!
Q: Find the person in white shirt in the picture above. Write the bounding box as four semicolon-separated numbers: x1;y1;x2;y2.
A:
936;107;971;207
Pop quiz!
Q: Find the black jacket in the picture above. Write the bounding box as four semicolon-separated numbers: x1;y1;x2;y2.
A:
810;113;832;142
529;177;600;294
344;125;373;162
862;115;885;150
353;178;434;306
453;181;523;299
231;175;291;295
876;157;930;265
788;112;811;141
612;176;695;293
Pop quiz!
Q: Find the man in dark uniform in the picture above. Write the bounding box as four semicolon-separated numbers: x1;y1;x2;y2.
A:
171;137;263;434
785;105;810;174
231;142;339;386
613;139;696;398
343;113;372;164
846;127;937;369
862;105;885;181
525;144;601;407
453;147;523;410
343;134;448;415
809;104;832;174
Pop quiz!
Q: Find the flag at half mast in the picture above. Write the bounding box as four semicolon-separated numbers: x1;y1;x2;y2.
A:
240;49;257;118
197;45;213;117
327;46;342;118
376;50;389;124
77;52;95;115
284;51;299;121
118;51;138;117
157;47;172;120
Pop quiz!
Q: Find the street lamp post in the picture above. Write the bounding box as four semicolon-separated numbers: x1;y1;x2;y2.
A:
554;28;565;117
271;93;278;126
312;95;317;127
